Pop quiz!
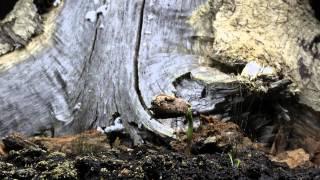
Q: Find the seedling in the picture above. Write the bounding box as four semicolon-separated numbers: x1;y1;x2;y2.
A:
185;107;193;154
186;108;193;142
228;151;241;168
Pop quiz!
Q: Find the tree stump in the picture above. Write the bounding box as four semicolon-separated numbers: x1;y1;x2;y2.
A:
0;0;319;154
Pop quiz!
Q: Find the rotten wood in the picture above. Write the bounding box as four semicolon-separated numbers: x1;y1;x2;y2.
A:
150;94;190;118
189;0;320;112
0;0;319;155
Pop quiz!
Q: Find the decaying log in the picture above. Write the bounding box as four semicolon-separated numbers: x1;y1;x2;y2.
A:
0;0;320;154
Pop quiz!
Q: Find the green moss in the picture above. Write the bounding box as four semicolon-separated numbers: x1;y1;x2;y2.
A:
0;162;16;178
0;162;14;169
15;168;36;179
36;160;49;171
44;161;77;180
48;151;66;159
8;150;19;156
52;161;77;179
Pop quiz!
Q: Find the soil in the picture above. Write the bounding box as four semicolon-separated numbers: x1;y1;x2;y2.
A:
0;119;319;179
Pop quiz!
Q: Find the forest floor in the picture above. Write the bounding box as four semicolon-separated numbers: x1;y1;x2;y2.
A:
0;117;319;179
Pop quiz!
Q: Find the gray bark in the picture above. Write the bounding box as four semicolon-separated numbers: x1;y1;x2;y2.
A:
0;0;320;151
0;0;208;145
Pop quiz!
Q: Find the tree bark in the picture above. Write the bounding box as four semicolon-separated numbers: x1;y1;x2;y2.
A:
0;0;319;151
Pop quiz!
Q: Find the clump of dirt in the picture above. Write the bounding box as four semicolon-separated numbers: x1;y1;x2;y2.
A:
171;115;318;169
0;125;319;179
171;115;250;154
150;94;191;118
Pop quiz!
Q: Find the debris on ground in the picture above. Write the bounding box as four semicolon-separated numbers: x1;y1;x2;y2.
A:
0;130;319;179
31;130;111;155
171;115;249;154
0;115;319;179
97;117;124;134
270;148;311;168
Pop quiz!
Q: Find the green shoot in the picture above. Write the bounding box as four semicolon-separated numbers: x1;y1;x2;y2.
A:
235;159;241;168
228;152;241;168
186;107;193;143
228;153;234;167
185;107;193;155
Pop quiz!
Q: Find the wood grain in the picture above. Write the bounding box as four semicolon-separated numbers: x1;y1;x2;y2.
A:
0;0;208;144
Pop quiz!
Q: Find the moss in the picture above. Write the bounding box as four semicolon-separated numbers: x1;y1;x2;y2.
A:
0;162;16;178
133;166;144;179
47;151;66;160
36;160;49;171
0;162;14;169
75;156;101;178
8;150;19;156
100;167;110;176
49;161;77;180
14;168;36;179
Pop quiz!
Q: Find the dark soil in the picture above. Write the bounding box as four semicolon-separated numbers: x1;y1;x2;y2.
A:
0;137;320;179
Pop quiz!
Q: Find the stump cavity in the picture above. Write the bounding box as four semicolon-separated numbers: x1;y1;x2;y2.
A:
310;0;320;21
0;0;18;20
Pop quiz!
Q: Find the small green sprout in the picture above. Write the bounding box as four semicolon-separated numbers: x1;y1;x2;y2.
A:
228;152;241;168
185;107;193;144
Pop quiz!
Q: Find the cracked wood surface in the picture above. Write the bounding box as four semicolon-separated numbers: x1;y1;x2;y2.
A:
0;0;98;136
139;0;206;107
0;0;208;143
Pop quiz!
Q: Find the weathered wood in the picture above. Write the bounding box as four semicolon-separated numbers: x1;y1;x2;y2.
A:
0;0;320;152
0;0;207;144
189;0;320;112
0;0;98;137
